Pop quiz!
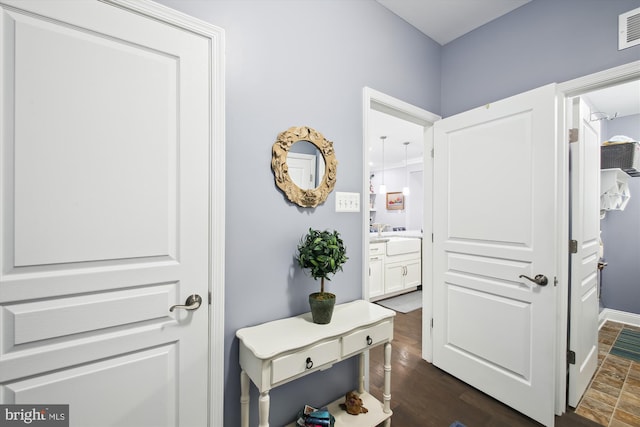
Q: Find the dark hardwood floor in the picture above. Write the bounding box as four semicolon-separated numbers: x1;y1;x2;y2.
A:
369;308;602;427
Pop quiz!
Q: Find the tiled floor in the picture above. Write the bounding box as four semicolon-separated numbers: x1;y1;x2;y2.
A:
575;321;640;427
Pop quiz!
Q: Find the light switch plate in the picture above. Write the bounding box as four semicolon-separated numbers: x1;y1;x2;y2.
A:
335;192;360;212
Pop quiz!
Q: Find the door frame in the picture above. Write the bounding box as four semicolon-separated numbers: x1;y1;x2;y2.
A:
361;88;440;363
555;60;640;414
105;1;226;426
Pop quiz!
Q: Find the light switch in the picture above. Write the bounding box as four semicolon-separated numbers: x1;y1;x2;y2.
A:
335;192;360;212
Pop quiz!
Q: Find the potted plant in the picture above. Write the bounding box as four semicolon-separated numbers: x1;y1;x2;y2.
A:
296;228;348;324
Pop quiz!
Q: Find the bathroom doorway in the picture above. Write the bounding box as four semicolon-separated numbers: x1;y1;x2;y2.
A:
362;87;440;362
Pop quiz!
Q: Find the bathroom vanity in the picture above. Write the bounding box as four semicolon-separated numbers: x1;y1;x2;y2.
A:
369;235;421;301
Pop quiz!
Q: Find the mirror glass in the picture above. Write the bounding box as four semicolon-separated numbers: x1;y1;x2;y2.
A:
287;141;326;190
271;126;337;208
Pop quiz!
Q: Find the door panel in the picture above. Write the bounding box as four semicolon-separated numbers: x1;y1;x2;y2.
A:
5;285;173;347
567;97;600;407
447;113;533;245
4;346;178;427
13;9;177;265
434;84;558;427
0;2;212;426
447;285;531;377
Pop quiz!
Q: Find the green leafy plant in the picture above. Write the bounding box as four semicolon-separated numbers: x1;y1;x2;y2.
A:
296;228;348;294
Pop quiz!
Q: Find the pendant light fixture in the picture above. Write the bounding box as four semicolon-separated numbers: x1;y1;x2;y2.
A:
402;141;410;196
378;136;387;194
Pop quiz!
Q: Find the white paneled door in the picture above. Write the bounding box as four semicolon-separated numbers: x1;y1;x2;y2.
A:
0;1;219;426
567;97;600;407
433;84;558;427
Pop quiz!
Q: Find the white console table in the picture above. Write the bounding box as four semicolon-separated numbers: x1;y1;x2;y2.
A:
236;299;395;427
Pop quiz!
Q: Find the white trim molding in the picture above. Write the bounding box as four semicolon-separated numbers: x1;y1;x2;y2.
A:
599;309;640;329
558;60;640;96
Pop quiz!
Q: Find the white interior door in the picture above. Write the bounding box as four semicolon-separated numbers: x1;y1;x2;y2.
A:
287;153;317;189
433;84;558;427
0;2;214;426
567;97;600;407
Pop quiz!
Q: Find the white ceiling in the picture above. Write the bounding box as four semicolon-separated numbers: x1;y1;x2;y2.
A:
376;0;531;45
369;109;424;171
583;81;640;120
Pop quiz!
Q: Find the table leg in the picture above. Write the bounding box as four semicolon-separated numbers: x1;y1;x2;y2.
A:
258;391;270;427
240;370;249;427
358;353;365;393
383;342;392;414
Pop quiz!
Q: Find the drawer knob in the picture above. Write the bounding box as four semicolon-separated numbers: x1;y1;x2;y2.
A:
305;357;313;369
366;335;373;345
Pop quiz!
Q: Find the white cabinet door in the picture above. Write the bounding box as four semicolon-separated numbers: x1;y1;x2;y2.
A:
369;255;385;299
568;97;600;407
403;259;422;288
384;257;421;294
0;2;217;426
433;84;558;427
384;262;405;294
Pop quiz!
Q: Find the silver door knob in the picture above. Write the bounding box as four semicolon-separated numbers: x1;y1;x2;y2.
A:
519;274;548;287
169;294;203;312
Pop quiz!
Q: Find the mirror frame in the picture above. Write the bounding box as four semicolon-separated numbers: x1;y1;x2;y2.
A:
272;126;337;207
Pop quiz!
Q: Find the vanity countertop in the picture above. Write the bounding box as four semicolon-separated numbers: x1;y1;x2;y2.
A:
370;230;422;241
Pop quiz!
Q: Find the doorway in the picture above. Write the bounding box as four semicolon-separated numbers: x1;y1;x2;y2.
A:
558;61;640;415
566;78;640;410
362;87;440;362
362;59;640;425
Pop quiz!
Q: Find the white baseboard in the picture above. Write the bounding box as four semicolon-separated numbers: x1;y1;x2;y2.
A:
599;308;640;329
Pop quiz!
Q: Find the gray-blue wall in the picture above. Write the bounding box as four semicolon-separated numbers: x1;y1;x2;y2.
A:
600;115;640;314
150;0;640;424
155;1;440;425
441;0;640;117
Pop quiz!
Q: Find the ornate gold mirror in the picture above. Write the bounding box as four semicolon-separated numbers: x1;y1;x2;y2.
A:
272;126;337;207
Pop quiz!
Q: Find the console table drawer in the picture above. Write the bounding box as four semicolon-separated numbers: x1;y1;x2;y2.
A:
271;339;340;384
342;320;393;356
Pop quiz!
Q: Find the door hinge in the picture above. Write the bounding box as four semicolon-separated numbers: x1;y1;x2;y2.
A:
431;233;434;242
569;239;578;254
431;318;434;329
208;291;212;305
554;276;558;287
569;128;579;143
430;148;434;158
567;350;576;365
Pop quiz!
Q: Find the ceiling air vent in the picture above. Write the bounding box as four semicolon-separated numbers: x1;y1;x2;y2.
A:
619;7;640;50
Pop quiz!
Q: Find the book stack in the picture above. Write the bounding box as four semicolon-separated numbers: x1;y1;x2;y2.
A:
296;405;335;427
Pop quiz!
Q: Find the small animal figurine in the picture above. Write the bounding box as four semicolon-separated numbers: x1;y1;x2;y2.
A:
339;391;368;415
